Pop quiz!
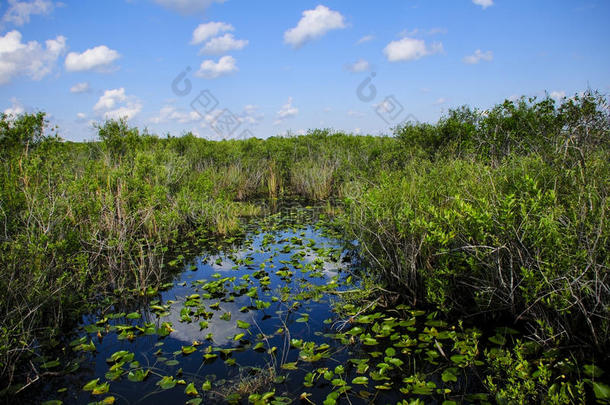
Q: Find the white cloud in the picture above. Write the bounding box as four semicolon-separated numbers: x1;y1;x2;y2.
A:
70;81;90;93
93;88;142;120
239;104;264;126
284;5;346;48
550;91;566;100
463;49;493;64
153;0;225;15
195;55;237;79
434;97;447;105
65;45;120;72
383;37;443;62
0;30;66;84
427;27;448;35
2;0;58;27
347;110;365;118
473;0;493;9
3;97;25;115
356;35;374;45
150;104;201;124
200;33;248;54
400;27;448;37
274;97;298;125
191;21;233;45
345;58;370;73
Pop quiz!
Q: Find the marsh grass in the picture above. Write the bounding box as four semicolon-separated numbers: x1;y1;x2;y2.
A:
214;366;278;403
289;159;337;200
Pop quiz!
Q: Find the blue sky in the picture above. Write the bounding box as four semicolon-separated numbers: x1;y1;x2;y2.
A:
1;0;609;141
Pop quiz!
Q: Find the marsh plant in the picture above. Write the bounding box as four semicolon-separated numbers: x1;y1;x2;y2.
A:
0;91;608;403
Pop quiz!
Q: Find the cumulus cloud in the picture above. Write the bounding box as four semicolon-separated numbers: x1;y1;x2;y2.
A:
345;58;370;73
239;104;264;126
274;97;298;125
191;21;233;45
153;0;225;15
65;45;120;72
356;35;374;45
2;0;59;27
150;104;201;124
284;5;346;48
473;0;493;9
383;37;443;62
3;97;25;116
550;91;566;100
93;88;142;120
463;49;493;64
70;81;90;93
0;30;66;85
200;33;248;54
195;55;237;79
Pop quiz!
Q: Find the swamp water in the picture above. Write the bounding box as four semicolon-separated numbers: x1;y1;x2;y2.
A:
29;206;593;405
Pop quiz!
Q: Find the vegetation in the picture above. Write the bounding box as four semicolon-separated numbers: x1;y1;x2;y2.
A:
0;90;608;403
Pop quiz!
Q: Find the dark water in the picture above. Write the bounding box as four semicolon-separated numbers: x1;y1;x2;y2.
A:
33;213;381;404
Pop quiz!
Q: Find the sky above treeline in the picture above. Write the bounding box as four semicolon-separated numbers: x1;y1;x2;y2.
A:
1;0;609;141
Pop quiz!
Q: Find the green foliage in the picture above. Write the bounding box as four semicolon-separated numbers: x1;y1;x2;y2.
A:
483;341;588;404
0;90;608;395
0;112;51;158
341;91;610;349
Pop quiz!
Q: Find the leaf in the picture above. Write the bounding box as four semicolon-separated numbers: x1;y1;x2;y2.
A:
126;312;141;320
352;376;369;385
442;368;458;383
185;382;199;396
450;354;467;364
281;362;298;370
202;380;212;391
127;369;149;382
181;345;197;355
92;382;110;395
186;399;203;405
109;350;132;363
593;382;610;400
157;376;176;390
83;378;100;391
488;334;506;345
584;364;605;378
41;359;61;369
362;337;378;346
101;397;116;404
236;320;251;329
